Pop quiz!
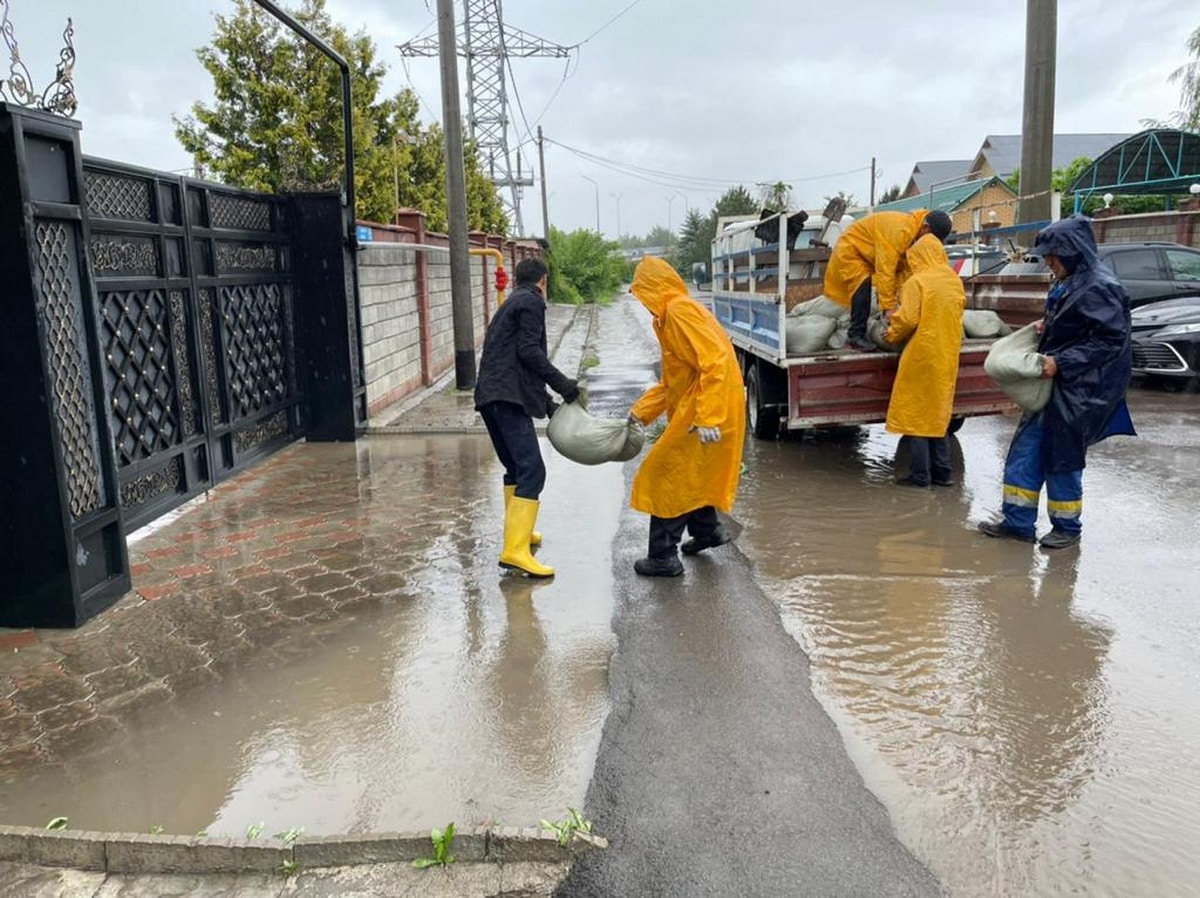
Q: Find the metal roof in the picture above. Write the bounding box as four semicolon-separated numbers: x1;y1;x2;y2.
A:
1068;129;1200;195
904;160;972;195
972;133;1130;177
874;177;1010;214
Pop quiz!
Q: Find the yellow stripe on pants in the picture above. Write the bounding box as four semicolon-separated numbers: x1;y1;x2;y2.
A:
1047;498;1082;519
1003;484;1040;508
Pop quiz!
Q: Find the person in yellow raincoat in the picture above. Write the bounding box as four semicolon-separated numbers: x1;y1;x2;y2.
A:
883;233;966;487
626;257;746;577
824;209;953;352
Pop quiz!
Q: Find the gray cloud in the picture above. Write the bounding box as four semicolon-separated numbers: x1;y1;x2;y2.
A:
21;0;1197;236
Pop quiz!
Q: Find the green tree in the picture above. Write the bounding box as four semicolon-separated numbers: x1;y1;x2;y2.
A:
672;207;709;277
1144;25;1200;129
879;184;903;203
644;225;679;248
758;181;792;212
547;226;625;304
174;0;504;232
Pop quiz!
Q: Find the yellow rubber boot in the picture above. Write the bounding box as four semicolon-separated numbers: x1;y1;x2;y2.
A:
499;497;555;578
504;485;541;546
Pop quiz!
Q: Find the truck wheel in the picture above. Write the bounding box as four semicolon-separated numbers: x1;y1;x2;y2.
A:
746;364;781;440
947;415;965;435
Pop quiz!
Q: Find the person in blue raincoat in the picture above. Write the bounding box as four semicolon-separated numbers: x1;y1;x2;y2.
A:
978;216;1135;549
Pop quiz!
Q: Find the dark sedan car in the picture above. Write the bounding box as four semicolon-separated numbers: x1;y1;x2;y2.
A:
996;242;1200;308
1130;295;1200;385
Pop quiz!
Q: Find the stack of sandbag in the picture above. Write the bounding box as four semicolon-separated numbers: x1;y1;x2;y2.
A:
547;400;645;465
983;323;1052;412
963;309;1013;338
786;295;849;355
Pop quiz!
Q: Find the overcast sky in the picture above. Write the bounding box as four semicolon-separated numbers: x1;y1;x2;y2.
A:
20;0;1198;238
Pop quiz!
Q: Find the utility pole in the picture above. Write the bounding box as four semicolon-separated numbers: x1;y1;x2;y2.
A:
582;174;600;233
870;156;877;207
436;0;476;389
611;192;623;240
399;2;570;235
1018;0;1056;227
538;125;550;238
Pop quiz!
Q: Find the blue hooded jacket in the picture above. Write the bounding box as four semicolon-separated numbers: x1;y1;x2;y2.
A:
1031;216;1135;472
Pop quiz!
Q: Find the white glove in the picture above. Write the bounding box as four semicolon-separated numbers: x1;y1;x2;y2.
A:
696;426;721;444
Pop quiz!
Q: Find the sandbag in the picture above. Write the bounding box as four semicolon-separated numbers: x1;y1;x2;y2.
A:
826;318;850;350
984;323;1052;412
547;401;645;465
963;309;1013;338
786;315;838;355
868;317;904;353
787;295;847;321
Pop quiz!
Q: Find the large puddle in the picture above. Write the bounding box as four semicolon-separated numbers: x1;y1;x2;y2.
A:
735;390;1200;897
0;437;619;838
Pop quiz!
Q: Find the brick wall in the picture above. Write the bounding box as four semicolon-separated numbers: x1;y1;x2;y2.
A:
1092;210;1199;248
353;214;544;419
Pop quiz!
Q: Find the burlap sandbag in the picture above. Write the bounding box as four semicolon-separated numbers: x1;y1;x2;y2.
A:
547;401;646;465
786;315;839;355
983;323;1052;412
963;309;1013;338
787;295;848;321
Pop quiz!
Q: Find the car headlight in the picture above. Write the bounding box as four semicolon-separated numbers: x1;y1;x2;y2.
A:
1154;322;1200;337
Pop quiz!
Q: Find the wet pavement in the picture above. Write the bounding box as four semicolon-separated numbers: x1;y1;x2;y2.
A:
3;293;1199;896
734;389;1200;897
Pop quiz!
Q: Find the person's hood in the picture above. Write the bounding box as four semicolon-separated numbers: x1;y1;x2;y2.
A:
905;233;950;274
631;256;689;318
1029;215;1098;274
908;209;930;233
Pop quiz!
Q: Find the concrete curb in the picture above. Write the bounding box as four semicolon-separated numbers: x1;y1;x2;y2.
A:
0;824;606;874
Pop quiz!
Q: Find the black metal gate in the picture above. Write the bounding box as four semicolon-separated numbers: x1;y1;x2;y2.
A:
81;159;302;530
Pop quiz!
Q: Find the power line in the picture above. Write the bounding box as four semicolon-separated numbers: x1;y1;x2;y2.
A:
571;0;648;48
547;137;872;190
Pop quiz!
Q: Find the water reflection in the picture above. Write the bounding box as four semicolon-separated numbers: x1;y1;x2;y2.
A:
735;403;1200;896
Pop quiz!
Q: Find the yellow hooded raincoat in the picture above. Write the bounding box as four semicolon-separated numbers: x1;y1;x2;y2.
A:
883;234;966;437
629;258;746;519
823;210;930;313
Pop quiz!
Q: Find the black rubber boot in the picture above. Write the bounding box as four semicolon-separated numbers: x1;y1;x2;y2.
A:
681;524;731;556
978;520;1036;543
1039;528;1081;550
634;556;684;577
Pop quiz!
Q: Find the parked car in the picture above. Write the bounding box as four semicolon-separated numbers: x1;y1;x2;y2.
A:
993;242;1200;308
1130;295;1200;385
945;244;1009;278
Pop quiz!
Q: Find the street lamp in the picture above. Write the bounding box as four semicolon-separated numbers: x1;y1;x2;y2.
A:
581;174;600;233
665;194;677;232
1103;193;1114;209
611;192;624;239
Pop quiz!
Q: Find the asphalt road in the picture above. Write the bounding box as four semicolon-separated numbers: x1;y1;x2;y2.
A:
555;297;940;897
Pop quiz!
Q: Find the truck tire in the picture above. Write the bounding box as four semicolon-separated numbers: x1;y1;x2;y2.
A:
947;415;965;435
746;364;781;440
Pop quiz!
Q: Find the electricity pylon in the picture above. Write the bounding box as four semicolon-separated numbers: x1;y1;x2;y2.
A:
399;1;570;235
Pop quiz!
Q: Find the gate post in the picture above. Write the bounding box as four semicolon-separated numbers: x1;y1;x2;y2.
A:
0;104;129;627
289;192;364;441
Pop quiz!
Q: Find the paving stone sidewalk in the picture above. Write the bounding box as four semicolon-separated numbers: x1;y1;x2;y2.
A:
0;301;589;783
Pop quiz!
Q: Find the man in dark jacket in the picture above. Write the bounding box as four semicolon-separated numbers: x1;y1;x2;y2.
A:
979;216;1135;549
475;257;579;577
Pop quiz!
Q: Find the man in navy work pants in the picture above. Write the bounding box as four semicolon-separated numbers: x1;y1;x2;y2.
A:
979;216;1135;549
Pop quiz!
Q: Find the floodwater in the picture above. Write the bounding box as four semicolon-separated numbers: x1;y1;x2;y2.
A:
735;388;1200;897
0;436;621;838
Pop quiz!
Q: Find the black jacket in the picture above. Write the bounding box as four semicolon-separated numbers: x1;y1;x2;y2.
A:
474;283;575;418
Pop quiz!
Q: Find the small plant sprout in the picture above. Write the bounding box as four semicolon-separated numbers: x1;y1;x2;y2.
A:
539;808;593;848
45;817;69;831
278;858;298;876
149;825;165;835
413;823;457;869
245;821;265;840
274;826;305;845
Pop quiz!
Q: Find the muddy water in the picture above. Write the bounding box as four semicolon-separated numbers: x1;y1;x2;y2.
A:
0;437;620;837
736;390;1200;897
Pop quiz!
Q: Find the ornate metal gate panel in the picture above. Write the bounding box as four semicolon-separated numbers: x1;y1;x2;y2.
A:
82;159;302;530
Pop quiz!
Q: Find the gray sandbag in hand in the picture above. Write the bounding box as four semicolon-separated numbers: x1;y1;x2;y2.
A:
984;323;1052;412
963;309;1013;338
547;401;646;465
